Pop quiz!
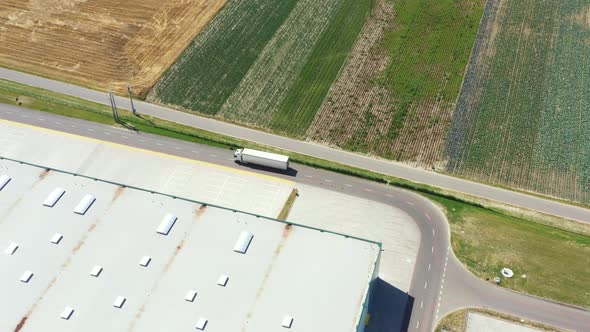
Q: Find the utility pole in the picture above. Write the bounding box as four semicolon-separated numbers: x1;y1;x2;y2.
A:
127;85;136;114
108;91;119;122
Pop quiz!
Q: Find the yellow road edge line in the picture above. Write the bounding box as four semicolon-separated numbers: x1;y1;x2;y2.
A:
0;118;294;185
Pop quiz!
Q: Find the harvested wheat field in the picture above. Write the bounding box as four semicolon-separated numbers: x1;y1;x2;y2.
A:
0;0;227;96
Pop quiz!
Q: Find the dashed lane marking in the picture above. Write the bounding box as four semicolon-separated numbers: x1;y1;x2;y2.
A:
424;282;428;289
407;201;415;206
364;188;373;192
87;128;94;132
386;193;394;198
121;135;128;139
324;179;333;182
426;212;431;220
209;154;217;157
345;184;353;187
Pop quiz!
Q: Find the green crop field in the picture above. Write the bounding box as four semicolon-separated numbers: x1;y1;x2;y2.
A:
149;0;374;132
446;0;590;204
150;0;485;167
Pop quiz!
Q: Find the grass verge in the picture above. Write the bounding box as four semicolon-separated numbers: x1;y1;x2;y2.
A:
1;78;590;308
277;188;299;220
428;194;590;308
436;308;567;332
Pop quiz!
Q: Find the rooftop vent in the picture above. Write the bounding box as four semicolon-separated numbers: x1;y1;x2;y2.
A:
20;270;33;283
113;296;126;308
74;194;95;215
51;233;63;244
0;174;11;191
90;265;103;277
139;256;151;267
217;275;229;287
185;290;197;302
233;231;253;254
156;213;177;235
282;316;294;328
43;187;65;207
5;242;18;255
60;307;74;320
194;317;208;330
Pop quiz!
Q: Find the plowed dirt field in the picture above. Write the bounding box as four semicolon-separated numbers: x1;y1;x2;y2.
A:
0;0;226;96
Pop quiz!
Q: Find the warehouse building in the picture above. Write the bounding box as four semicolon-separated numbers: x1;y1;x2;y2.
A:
0;157;380;332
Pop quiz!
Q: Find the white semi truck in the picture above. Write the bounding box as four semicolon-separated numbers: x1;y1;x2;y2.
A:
234;148;289;171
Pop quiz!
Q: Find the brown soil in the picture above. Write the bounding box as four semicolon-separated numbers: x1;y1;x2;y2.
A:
0;0;227;96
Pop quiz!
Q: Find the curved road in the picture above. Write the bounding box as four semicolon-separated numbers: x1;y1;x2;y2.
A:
1;68;590;225
1;105;589;331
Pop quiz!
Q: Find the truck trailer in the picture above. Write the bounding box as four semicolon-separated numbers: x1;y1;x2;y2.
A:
234;148;289;171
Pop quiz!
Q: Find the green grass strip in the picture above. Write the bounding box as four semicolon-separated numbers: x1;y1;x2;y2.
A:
270;0;376;136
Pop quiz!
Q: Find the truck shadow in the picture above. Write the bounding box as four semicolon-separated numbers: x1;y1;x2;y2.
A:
234;161;298;178
366;278;414;332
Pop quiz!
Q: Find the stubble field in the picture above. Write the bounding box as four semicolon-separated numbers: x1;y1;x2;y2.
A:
446;0;590;204
0;0;227;96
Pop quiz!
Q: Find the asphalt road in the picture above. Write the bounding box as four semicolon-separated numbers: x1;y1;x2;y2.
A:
1;104;589;332
1;67;590;225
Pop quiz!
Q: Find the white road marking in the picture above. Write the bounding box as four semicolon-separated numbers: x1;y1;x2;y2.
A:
420;301;423;309
38;118;45;121
139;139;145;142
175;147;182;150
386;193;394;198
104;132;111;135
406;201;415;206
432;246;434;253
87;128;94;132
156;143;163;146
54;121;61;125
428;263;431;271
426;213;431;220
71;125;76;128
6;111;12;114
416;321;420;329
345;184;353;187
424;282;428;289
364;188;373;192
121;136;128;139
209;154;217;157
192;150;200;154
432;228;435;236
324;179;333;183
21;114;29;118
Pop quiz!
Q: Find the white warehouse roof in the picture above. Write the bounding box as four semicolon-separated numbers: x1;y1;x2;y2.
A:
0;157;380;332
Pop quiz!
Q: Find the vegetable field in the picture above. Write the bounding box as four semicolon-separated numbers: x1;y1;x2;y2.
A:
151;0;485;167
0;0;226;96
309;0;486;165
150;0;374;134
446;0;590;204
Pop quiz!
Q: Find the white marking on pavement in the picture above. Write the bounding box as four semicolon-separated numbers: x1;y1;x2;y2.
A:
121;136;128;139
345;184;353;187
38;118;45;121
432;228;435;236
104;132;110;135
386;193;394;198
426;212;431;220
364;188;373;192
406;201;415;206
432;246;434;253
416;321;420;329
87;128;94;132
156;143;163;146
209;154;217;157
22;114;29;118
428;263;431;271
139;139;145;142
175;147;182;150
192;150;200;154
305;175;313;178
71;125;76;128
424;282;427;289
54;122;61;125
420;301;423;309
324;179;333;183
